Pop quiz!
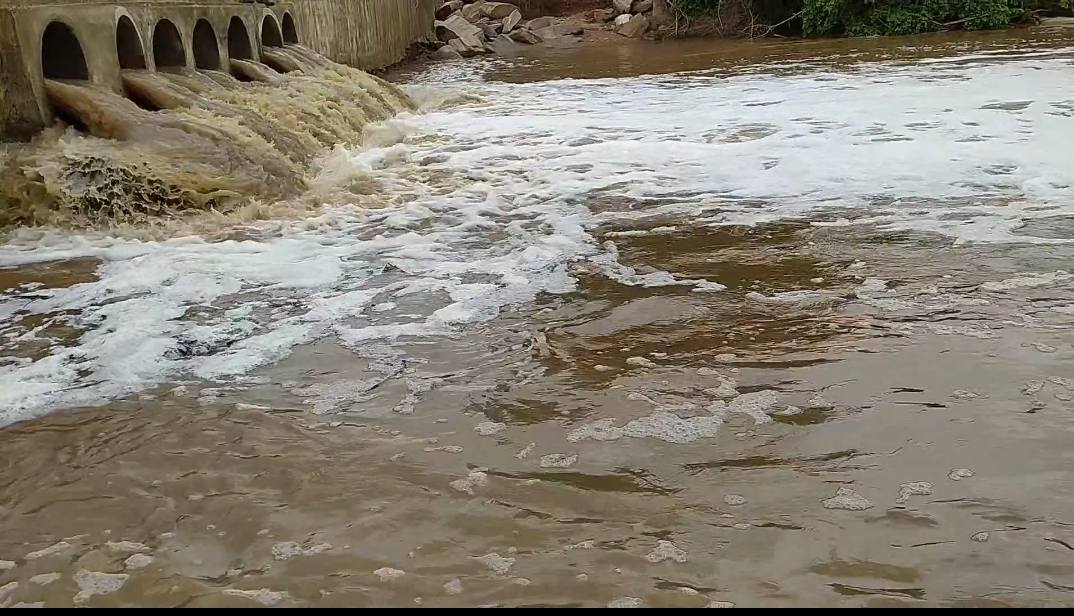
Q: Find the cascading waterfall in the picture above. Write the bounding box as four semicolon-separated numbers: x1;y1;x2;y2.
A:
0;46;414;228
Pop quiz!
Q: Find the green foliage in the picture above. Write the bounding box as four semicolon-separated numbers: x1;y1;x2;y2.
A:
672;0;1052;36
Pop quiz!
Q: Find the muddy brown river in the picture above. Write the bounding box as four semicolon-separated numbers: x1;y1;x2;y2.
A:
2;24;1074;607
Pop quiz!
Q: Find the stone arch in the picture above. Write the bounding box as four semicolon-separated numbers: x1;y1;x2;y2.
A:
41;21;89;80
261;14;283;48
115;15;146;70
282;12;298;44
227;16;253;60
192;19;220;70
152;19;186;68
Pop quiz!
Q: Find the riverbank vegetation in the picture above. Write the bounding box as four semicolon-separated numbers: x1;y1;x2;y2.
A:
669;0;1071;36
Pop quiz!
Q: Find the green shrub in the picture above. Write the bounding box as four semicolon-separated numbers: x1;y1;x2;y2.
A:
670;0;1054;36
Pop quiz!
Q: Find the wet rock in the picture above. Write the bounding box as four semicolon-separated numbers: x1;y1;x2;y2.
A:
448;37;484;57
480;23;503;40
608;596;643;608
634;0;654;12
896;481;933;504
502;10;523;33
476;553;515;575
460;2;485;21
526;16;556;30
73;570;129;604
475;421;506;436
0;560;14;571
612;0;635;13
509;28;542;44
436;0;464;20
539;453;578;468
437;15;488;55
481;2;519;19
626;356;656;368
444;578;464;595
724;494;747;506
706;601;736;608
374;567;406;582
971;532;990;543
646;540;688;563
822;487;873;511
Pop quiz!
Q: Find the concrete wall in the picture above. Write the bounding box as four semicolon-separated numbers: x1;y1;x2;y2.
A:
0;0;438;140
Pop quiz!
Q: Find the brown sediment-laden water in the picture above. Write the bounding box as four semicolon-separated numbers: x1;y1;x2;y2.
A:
1;24;1074;607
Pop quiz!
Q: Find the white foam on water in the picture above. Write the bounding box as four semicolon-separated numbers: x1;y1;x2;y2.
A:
222;588;290;606
3;47;1074;424
645;540;688;564
72;570;128;604
475;553;515;575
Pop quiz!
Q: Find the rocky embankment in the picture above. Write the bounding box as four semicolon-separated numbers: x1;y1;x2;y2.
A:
432;0;664;58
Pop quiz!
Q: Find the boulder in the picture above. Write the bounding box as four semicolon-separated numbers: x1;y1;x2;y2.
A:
436;0;464;20
481;2;518;19
494;33;518;47
588;8;617;22
509;28;543;44
502;9;523;33
448;37;480;57
437;15;487;52
535;23;583;38
633;0;654;12
460;2;486;21
437;13;484;40
434;44;463;60
480;22;503;40
613;14;632;27
615;13;649;37
526;16;555;30
612;0;634;14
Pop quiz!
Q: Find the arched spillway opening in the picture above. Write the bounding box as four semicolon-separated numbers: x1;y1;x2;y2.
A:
42;21;90;80
260;14;301;73
282;12;298;44
227;16;253;61
41;21;92;130
152;19;186;69
193;19;220;70
261;15;283;48
228;17;279;82
116;15;146;70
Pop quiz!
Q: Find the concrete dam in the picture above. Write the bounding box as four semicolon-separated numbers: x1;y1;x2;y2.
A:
1;0;439;140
